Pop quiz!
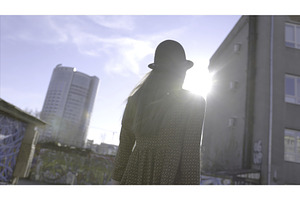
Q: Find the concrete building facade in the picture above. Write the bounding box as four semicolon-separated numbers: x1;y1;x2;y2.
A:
202;16;300;184
39;64;99;148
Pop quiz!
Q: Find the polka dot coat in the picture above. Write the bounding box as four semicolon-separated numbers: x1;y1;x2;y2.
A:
112;90;206;185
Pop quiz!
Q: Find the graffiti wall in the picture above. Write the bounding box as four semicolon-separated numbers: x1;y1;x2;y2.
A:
200;170;261;185
200;175;232;185
253;140;263;165
0;113;27;183
29;143;115;185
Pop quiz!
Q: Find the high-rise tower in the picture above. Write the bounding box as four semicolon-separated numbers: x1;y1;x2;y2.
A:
39;64;99;148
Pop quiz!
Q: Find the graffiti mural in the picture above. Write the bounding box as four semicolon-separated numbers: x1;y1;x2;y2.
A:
0;113;27;183
200;175;232;185
29;143;115;185
201;170;261;185
253;140;263;165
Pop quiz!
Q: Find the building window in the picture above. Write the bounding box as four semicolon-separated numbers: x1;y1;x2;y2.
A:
285;74;300;104
285;129;300;163
285;23;300;49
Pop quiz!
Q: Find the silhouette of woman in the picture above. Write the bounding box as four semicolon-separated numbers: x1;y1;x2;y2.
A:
111;40;206;185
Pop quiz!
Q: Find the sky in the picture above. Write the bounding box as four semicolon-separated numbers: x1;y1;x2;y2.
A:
0;15;241;145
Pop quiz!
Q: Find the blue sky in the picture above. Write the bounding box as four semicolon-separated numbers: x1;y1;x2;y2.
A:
0;15;241;145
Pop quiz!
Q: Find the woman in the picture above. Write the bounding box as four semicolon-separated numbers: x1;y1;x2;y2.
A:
111;40;206;185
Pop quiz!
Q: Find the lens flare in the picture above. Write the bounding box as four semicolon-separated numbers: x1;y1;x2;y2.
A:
183;66;213;98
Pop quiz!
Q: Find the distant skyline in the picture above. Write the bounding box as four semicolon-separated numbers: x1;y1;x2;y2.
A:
0;15;241;145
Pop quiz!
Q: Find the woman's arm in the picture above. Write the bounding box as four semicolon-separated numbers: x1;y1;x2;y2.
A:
111;98;136;182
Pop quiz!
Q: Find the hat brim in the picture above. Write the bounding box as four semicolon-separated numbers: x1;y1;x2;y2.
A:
148;60;194;70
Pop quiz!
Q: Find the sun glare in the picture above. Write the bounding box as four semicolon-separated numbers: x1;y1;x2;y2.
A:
183;65;212;98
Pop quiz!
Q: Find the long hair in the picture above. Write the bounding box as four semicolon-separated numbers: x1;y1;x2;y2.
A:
127;68;186;137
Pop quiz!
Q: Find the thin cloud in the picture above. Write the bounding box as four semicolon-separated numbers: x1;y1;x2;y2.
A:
1;16;188;77
59;27;154;75
46;16;153;75
45;16;189;77
46;16;70;43
102;38;154;76
1;16;69;44
87;15;135;31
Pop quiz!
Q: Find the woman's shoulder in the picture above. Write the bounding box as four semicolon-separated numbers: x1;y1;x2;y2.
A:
172;89;205;104
171;89;206;118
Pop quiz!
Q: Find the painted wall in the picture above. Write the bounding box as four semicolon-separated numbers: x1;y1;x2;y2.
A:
200;170;261;185
29;143;115;185
0;112;27;183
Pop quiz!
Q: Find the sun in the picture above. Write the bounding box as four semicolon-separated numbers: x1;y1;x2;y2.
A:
183;64;212;98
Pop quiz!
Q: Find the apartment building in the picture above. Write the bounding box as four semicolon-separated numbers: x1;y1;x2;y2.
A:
202;16;300;184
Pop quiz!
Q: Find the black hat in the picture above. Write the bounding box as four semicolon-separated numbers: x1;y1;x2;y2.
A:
148;40;193;70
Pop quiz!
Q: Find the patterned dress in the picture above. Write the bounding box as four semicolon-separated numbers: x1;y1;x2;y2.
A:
112;89;206;185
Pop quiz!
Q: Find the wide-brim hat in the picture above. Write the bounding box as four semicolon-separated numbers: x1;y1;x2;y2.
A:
148;40;193;70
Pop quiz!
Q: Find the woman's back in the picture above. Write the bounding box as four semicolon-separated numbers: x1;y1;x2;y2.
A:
112;89;205;184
